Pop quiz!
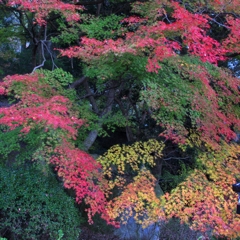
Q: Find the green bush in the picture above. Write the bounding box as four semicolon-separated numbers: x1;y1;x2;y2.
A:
0;165;82;239
0;126;21;163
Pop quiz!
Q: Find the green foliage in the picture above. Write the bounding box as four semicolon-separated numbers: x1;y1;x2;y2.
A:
139;55;240;147
38;68;74;87
75;100;100;148
130;0;162;19
80;14;124;40
4;68;76;102
16;127;62;168
0;165;82;239
98;111;128;137
160;161;194;193
51;16;81;45
57;229;64;240
0;124;62;168
0;124;66;176
76;103;127;149
0;126;21;163
17;127;45;162
84;53;147;82
37;68;77;101
141;57;202;131
6;68;77;102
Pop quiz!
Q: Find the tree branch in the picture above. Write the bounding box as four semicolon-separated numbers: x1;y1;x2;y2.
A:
69;76;87;89
83;79;99;114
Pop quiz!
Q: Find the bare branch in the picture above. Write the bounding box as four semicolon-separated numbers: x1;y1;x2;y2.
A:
210;17;230;29
163;156;190;161
41;40;58;70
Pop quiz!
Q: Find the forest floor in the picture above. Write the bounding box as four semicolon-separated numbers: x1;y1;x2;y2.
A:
79;226;120;240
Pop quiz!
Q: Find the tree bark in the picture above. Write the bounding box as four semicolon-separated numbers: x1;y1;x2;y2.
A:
32;43;38;68
83;80;119;151
70;76;87;89
115;97;135;142
83;129;99;151
126;125;134;142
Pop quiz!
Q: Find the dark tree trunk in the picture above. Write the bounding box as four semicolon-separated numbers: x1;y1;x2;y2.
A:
32;44;38;68
83;80;119;151
126;125;134;142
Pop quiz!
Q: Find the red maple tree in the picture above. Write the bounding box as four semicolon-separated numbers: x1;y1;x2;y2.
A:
0;0;239;238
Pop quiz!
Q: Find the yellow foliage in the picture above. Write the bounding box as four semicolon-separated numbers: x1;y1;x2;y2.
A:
106;169;165;228
98;139;164;190
100;138;239;239
163;143;240;239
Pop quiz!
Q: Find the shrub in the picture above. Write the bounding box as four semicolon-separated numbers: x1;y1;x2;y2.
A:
0;165;82;239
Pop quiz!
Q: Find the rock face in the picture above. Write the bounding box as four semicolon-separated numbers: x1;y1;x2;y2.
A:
114;217;203;240
114;216;161;240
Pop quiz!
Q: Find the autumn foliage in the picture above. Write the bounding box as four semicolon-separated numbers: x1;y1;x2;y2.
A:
2;0;83;24
0;72;117;225
50;141;116;225
59;1;240;148
0;0;240;239
0;73;83;137
163;144;240;239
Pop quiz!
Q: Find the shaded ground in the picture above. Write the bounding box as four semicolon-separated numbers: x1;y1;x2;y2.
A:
79;218;203;240
79;227;120;240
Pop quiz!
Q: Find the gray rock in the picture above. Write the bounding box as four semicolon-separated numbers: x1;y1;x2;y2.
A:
114;214;161;240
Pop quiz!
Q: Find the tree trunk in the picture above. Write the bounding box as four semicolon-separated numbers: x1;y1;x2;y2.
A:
83;129;99;151
32;44;38;68
83;80;119;151
126;125;134;142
